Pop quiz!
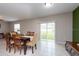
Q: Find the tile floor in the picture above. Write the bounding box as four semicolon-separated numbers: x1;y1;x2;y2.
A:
0;39;69;56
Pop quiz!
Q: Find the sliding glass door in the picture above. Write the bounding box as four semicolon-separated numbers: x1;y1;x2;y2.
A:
40;22;55;41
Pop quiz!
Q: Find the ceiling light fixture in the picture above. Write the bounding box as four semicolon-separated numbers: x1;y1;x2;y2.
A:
44;3;53;8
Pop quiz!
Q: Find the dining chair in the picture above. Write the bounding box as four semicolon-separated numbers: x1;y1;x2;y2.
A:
4;33;14;52
10;32;17;37
13;36;23;54
26;31;35;36
26;33;37;54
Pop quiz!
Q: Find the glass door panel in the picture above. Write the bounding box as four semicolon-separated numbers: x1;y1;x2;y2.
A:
40;22;55;41
40;23;47;40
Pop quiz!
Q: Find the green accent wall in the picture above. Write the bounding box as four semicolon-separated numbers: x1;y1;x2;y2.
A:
73;6;79;42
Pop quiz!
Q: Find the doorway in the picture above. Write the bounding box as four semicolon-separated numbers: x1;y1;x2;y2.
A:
40;22;55;41
40;22;55;54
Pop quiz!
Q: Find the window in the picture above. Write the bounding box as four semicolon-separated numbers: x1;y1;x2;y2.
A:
14;24;20;34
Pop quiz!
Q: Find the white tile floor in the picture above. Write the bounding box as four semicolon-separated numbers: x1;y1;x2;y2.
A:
0;39;69;56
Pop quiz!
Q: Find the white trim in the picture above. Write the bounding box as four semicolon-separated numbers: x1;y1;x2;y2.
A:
56;41;66;45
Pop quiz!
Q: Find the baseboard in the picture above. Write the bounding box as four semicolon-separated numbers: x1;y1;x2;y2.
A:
56;41;66;45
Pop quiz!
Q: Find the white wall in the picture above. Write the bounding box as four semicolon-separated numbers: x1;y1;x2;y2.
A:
0;21;10;33
55;13;72;44
9;12;72;44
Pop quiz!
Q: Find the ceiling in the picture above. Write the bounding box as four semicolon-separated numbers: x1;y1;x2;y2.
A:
0;3;79;22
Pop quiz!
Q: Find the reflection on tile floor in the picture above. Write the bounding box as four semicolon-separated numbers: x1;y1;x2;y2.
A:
0;39;69;56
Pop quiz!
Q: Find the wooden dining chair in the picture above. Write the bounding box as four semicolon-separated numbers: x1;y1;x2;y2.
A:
13;36;23;54
10;32;17;37
4;33;14;52
26;32;35;36
26;33;37;54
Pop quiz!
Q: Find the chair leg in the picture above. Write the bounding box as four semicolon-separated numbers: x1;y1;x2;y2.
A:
6;44;9;51
6;46;8;51
35;44;37;49
19;47;22;54
14;47;16;54
32;46;34;54
9;46;11;53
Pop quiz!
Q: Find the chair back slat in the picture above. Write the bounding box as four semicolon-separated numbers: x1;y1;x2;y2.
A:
13;36;22;46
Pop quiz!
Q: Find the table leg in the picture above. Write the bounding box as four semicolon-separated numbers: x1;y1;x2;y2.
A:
24;41;27;55
24;45;27;55
22;38;30;55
